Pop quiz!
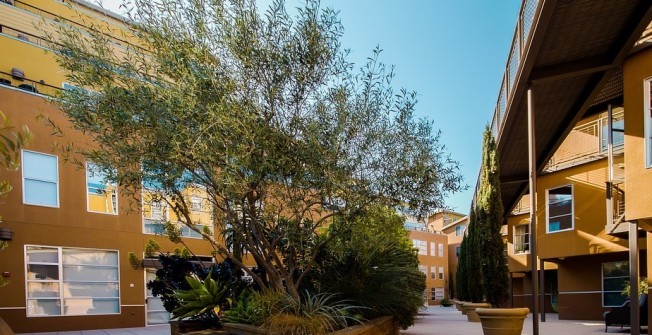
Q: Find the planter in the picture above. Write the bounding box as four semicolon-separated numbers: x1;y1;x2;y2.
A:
224;316;397;335
476;307;529;335
456;301;466;312
170;320;219;335
461;302;491;322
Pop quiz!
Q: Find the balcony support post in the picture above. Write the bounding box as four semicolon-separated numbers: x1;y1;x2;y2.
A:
527;86;540;335
630;220;640;335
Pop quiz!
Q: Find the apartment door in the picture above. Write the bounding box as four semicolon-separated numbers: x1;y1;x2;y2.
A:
145;269;170;325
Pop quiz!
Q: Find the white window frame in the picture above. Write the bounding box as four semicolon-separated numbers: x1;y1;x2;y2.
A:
438;243;444;257
413;240;427;255
645;78;652;168
22;150;59;208
85;162;118;215
455;225;466;236
24;245;120;317
546;184;574;233
429;242;436;256
438;266;444;280
513;224;530;254
430;266;436;279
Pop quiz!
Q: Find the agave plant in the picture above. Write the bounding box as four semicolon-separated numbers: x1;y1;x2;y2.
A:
172;270;232;322
264;291;362;335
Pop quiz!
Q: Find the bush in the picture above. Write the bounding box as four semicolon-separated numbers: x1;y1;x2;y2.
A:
224;290;359;334
317;206;426;329
147;255;248;314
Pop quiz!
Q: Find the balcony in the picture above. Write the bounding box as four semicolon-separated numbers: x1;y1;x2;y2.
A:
544;108;624;173
0;70;61;97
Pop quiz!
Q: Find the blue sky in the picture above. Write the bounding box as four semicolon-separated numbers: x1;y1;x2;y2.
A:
100;0;521;214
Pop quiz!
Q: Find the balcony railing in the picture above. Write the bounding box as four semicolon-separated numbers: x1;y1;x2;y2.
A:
544;109;624;172
490;0;540;140
0;70;61;97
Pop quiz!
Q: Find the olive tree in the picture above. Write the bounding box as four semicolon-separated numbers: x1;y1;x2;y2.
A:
46;0;463;299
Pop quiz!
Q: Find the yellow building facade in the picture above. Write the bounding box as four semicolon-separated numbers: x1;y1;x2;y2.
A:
0;1;225;332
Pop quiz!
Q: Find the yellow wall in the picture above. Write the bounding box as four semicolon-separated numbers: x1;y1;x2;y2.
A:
534;159;628;259
408;229;448;304
624;46;652;221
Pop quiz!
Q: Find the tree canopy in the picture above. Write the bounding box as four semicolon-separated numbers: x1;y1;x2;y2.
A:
47;0;463;299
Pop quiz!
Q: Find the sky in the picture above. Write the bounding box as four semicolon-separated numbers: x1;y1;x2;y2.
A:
98;0;521;214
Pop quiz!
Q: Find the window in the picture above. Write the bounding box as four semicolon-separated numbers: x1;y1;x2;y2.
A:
456;246;461;257
431;287;437;300
86;162;117;214
190;196;202;211
547;185;573;233
514;224;530;254
430;266;436;279
439;266;444;280
645;78;652;167
25;245;119;316
22;150;58;207
455;225;466;236
434;287;445;300
418;265;427;275
429;242;436;256
438;243;444;257
603;261;629;307
413;240;427;255
600;109;624;153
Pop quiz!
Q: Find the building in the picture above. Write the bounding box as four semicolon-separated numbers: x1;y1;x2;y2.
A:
477;0;652;326
0;1;229;332
404;215;449;305
437;214;468;299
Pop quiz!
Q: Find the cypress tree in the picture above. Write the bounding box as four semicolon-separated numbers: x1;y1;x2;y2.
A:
477;127;509;307
456;237;468;301
465;208;484;302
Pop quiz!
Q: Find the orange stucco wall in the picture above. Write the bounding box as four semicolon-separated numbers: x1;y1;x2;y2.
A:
624;46;652;222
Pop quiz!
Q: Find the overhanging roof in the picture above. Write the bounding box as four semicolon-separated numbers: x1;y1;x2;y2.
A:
494;0;652;212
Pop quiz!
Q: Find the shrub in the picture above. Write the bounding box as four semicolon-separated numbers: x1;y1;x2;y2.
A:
172;270;232;322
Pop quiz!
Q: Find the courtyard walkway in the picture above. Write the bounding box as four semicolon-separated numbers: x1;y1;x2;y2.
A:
402;305;628;335
16;306;639;335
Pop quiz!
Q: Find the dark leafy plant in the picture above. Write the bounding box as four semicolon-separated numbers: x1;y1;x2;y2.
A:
477;127;509;307
317;206;425;329
172;270;232;322
147;255;247;314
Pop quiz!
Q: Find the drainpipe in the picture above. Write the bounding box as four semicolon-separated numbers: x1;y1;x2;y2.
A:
527;87;540;335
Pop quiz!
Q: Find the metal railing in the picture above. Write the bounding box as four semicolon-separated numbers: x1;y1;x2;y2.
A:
0;70;61;97
490;0;540;140
0;24;57;49
544;110;624;172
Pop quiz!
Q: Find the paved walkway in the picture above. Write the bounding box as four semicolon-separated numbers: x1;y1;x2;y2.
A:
16;306;642;335
402;306;635;335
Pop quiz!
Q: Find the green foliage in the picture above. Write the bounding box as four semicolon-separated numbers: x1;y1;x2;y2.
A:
463;209;483;302
448;273;455;299
477;127;509;307
456;128;509;306
128;252;142;269
456;238;468;301
317;206;425;329
45;0;463;299
622;277;649;297
172;270;232;322
0;111;31;288
225;289;359;334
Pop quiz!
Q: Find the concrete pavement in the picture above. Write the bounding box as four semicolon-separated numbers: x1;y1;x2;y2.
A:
17;306;641;335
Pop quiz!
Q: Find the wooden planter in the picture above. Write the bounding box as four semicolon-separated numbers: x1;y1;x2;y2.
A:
461;302;491;322
476;308;529;335
223;316;397;335
170;320;219;335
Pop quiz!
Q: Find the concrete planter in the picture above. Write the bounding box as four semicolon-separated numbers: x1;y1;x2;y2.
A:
223;316;397;335
476;308;529;335
461;302;491;322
